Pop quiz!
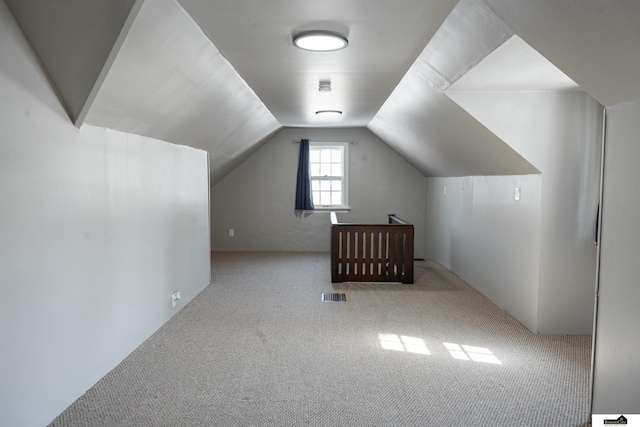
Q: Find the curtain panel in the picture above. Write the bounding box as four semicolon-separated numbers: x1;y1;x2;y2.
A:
295;138;314;211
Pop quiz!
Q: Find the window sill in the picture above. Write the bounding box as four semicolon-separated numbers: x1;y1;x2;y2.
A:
312;206;351;213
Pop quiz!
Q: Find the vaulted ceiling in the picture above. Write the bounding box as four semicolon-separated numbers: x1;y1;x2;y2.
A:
5;0;640;184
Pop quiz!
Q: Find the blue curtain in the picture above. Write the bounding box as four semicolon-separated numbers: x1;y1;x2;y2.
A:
295;139;314;211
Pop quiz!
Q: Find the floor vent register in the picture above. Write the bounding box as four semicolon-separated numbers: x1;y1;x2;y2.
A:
321;293;346;302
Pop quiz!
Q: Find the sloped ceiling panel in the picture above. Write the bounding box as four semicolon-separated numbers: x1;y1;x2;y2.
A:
420;0;513;90
83;0;281;185
368;0;538;177
485;0;640;107
446;35;581;93
4;0;139;124
368;53;538;177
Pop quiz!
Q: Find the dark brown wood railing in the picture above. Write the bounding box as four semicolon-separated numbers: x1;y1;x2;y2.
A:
330;212;414;284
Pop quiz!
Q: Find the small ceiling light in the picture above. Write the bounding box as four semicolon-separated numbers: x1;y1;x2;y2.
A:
316;110;343;116
319;81;332;92
293;30;348;52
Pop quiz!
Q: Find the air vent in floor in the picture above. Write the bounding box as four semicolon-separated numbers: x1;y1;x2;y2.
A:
322;293;346;302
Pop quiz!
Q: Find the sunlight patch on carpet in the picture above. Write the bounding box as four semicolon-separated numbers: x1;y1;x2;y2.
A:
379;333;431;355
444;342;502;364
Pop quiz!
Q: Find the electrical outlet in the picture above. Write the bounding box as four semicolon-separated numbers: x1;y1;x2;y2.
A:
172;291;181;308
229;229;234;237
515;187;521;201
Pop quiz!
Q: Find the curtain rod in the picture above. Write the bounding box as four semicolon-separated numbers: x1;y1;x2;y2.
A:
292;140;358;144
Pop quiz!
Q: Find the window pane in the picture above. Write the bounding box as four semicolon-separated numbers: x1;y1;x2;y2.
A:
310;164;320;176
319;192;330;205
310;149;319;162
311;180;319;191
320;149;331;163
312;192;320;205
320;164;331;176
320;180;331;191
331;180;342;191
331;192;342;205
331;164;342;177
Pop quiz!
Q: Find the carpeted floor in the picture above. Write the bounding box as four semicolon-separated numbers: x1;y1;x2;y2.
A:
50;252;592;426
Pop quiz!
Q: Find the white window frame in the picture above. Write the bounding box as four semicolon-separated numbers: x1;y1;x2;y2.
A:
309;141;349;211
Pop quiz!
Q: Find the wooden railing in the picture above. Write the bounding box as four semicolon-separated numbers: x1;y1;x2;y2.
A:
330;212;414;284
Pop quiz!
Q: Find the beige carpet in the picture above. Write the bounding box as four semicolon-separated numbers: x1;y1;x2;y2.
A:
50;252;591;426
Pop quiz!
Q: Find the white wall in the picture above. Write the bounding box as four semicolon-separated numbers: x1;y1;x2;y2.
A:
592;98;640;414
425;175;542;331
211;127;426;257
436;91;602;334
0;4;211;426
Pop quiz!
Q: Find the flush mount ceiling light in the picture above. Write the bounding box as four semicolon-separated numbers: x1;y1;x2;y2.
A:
316;110;343;116
293;30;348;51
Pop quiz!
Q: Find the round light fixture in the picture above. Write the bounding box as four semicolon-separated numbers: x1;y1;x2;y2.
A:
293;30;348;52
316;110;343;116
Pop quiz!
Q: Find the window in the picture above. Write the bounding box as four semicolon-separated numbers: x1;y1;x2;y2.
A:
309;142;349;209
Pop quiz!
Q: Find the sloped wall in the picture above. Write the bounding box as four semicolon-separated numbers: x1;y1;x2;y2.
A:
210;127;426;257
0;4;211;426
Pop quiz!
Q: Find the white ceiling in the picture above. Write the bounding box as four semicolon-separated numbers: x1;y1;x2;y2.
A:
178;0;459;127
3;0;139;122
5;0;640;182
